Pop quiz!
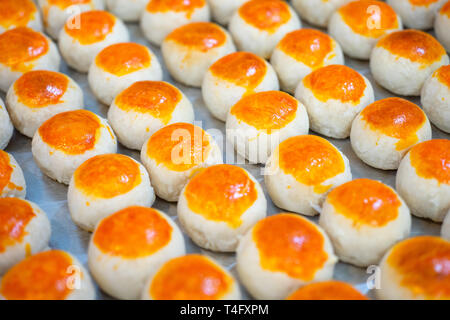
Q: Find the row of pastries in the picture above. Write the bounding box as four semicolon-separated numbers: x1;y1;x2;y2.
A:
0;0;449;301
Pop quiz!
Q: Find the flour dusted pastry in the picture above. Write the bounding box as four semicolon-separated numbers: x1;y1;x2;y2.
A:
287;281;368;300
435;1;450;52
291;0;351;27
106;0;147;22
0;0;42;33
207;0;249;25
387;0;447;29
0;98;13;150
0;150;26;199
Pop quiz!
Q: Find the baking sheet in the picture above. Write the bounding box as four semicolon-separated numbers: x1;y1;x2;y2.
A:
1;22;448;300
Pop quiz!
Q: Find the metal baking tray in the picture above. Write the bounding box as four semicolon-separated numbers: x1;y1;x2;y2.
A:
1;22;448;300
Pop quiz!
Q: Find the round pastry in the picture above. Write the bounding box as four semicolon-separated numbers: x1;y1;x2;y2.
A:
435;1;450;52
141;123;222;202
0;98;13;150
0;198;50;274
442;210;450;240
328;0;402;60
6;70;83;138
88;42;163;106
177;164;267;252
106;0;147;22
141;0;210;46
387;0;447;29
142;254;241;300
0;249;95;300
88;206;185;300
421;65;450;133
0;150;26;198
237;213;337;300
229;0;301;59
0;27;60;93
38;0;104;39
226;91;309;164
287;281;368;300
265;135;352;216
370;30;449;96
32;110;117;185
271;29;344;94
161;22;235;87
295;64;374;139
350;97;432;170
378;236;450;300
68;154;156;232
291;0;351;27
319;179;411;267
108;81;194;150
58;10;129;73
0;0;42;33
396;139;450;222
202;52;279;121
207;0;248;25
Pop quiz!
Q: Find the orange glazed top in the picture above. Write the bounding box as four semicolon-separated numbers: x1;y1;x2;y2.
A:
327;179;401;228
360;98;426;151
210;52;267;92
409;0;440;7
440;1;450;17
0;250;74;300
377;30;445;67
230;91;298;131
38;110;101;155
239;0;291;33
184;164;257;228
65;10;115;45
409;139;450;185
278;29;335;68
146;0;205;18
278;135;345;192
14;70;69;108
303;65;366;104
287;281;368;300
0;151;23;194
48;0;92;9
146;123;211;172
0;27;48;72
93;206;172;259
0;198;35;253
339;0;399;38
387;236;450;299
74;154;142;199
165;22;226;52
95;43;151;76
434;65;450;87
114;81;181;125
253;214;328;280
0;0;37;29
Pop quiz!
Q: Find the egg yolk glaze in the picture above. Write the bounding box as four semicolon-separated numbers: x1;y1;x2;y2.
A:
230;91;298;132
327;179;401;228
14;70;68;108
0;250;74;300
278;29;335;68
377;30;445;68
339;0;399;38
38;110;101;155
150;254;233;300
303;65;366;104
287;280;368;300
0;198;35;253
185;164;257;228
0;151;23;194
48;0;92;8
74;154;142;199
96;43;151;76
360;97;426;151
115;81;181;124
0;27;48;72
441;1;450;17
409;0;440;7
409;139;450;185
210;52;267;93
278;135;345;193
93;206;172;259
253;214;328;280
146;0;205;18
165;22;226;52
146;123;211;172
435;65;450;88
387;236;450;299
0;0;37;29
65;10;115;45
239;0;291;33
